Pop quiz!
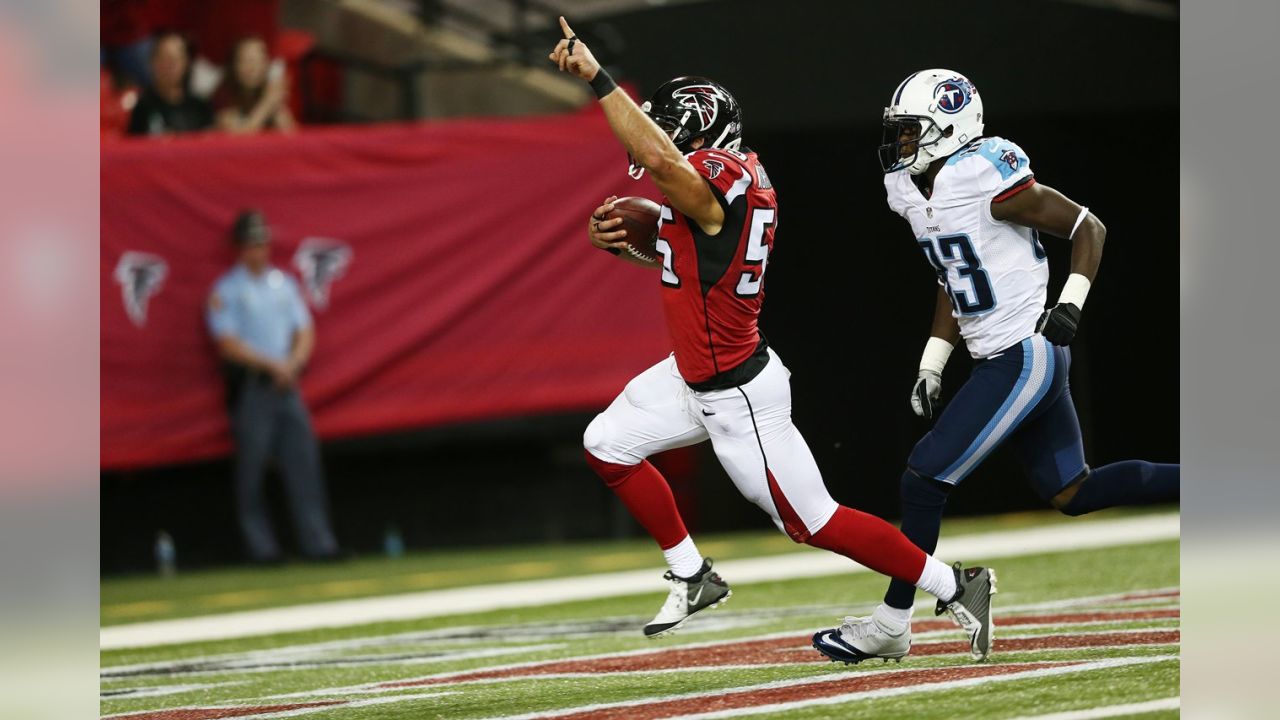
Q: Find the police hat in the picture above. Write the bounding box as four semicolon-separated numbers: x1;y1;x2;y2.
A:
231;209;271;246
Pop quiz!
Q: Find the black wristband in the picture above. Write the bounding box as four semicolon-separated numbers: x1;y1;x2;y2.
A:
590;68;618;99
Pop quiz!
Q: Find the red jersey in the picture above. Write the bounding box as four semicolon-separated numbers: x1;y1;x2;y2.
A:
656;148;778;390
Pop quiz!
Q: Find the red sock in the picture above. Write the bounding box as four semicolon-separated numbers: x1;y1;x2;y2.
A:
584;451;689;550
806;505;927;585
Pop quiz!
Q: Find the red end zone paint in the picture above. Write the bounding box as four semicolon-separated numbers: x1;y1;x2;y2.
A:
550;661;1084;720
106;700;345;720
380;610;1179;689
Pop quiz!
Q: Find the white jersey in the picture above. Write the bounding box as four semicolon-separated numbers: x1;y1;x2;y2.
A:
885;136;1048;359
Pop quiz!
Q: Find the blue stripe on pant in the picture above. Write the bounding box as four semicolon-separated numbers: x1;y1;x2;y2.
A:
908;335;1087;499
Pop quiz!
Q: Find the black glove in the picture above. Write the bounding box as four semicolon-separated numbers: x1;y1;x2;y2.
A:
1036;302;1082;346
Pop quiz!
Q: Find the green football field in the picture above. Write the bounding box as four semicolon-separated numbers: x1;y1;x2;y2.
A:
100;509;1179;719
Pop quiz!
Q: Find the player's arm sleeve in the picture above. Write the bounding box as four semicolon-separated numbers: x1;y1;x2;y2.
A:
206;282;239;339
689;150;753;213
982;139;1035;200
974;139;1035;223
286;278;313;332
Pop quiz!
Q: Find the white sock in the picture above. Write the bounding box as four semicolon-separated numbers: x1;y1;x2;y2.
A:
915;557;958;603
663;535;704;579
873;603;914;634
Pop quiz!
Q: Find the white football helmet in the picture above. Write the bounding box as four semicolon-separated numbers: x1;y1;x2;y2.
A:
880;69;984;175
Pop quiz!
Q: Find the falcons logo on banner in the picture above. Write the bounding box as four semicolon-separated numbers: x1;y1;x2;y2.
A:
113;251;168;327
292;237;352;309
673;85;727;131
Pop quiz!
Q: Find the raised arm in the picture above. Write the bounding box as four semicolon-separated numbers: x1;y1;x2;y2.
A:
992;182;1105;345
549;17;725;235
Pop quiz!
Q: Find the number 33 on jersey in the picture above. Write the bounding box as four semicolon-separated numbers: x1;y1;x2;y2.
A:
656;147;777;387
886;137;1049;359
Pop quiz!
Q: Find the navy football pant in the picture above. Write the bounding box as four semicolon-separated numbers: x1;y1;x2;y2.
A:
883;334;1178;610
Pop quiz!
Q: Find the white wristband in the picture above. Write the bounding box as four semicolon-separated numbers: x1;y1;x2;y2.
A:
1059;273;1091;309
1069;206;1090;240
919;336;955;376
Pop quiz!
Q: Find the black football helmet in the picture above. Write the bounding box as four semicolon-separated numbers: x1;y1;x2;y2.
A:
629;76;744;179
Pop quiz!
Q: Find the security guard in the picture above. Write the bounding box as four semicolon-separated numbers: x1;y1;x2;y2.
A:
207;210;340;562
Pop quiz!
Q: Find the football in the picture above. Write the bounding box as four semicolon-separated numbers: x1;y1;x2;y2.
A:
605;196;662;263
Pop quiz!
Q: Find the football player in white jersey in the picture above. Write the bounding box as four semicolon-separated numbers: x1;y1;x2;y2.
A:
811;70;1179;665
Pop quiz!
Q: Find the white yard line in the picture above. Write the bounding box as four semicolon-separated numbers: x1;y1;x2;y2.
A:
1009;697;1180;719
104;692;453;720
99;681;245;699
100;512;1178;650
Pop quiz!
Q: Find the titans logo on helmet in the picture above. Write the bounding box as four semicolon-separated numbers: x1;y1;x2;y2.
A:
114;251;168;327
934;78;975;115
672;85;727;131
292;237;353;309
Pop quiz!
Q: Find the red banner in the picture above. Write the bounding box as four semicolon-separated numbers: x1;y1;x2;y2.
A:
102;113;668;469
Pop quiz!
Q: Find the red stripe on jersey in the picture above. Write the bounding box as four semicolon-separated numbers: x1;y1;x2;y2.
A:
993;175;1036;202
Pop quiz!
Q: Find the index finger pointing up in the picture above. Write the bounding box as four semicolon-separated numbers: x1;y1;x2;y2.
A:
559;16;575;39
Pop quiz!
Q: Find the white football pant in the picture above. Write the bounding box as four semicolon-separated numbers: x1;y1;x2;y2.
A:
584;348;839;541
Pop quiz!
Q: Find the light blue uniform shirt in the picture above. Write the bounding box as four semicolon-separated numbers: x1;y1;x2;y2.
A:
207;265;312;362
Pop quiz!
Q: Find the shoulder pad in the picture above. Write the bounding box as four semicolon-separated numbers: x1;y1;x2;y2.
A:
688;148;753;204
946;136;1033;197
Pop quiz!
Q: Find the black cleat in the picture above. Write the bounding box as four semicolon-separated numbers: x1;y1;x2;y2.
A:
937;563;997;661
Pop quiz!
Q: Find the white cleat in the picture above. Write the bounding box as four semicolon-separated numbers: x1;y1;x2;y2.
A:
643;558;731;638
812;613;911;664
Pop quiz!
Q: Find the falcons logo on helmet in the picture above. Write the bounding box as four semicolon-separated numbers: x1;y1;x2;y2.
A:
114;251;168;327
672;85;727;131
292;237;352;309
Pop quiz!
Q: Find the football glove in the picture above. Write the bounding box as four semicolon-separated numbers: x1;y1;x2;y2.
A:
911;370;943;419
1036;302;1082;346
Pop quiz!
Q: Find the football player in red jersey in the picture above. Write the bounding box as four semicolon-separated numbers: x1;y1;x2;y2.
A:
550;19;996;660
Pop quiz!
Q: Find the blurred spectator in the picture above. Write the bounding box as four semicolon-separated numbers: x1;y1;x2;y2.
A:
213;36;296;134
207;210;340;563
102;0;155;88
101;68;139;138
127;30;213;136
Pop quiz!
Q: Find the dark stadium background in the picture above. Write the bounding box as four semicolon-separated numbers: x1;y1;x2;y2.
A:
102;0;1177;572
